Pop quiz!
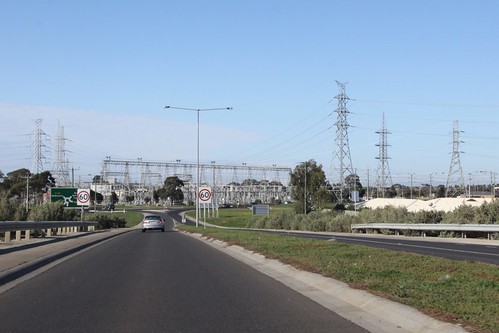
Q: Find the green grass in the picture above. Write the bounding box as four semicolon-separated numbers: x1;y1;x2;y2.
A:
185;205;295;228
120;212;144;227
177;225;499;333
85;211;144;228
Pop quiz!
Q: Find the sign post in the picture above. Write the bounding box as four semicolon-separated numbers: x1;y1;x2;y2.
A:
198;187;212;228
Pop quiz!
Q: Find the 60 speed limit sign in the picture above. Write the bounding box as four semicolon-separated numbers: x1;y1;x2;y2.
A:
198;187;212;204
77;189;91;206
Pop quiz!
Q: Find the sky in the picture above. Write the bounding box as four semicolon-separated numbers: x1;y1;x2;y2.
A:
1;0;499;187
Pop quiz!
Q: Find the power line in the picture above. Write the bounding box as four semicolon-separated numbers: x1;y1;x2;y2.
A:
353;98;499;109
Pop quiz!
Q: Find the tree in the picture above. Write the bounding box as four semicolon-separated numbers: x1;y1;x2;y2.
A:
242;179;259;186
4;168;31;198
345;173;364;201
110;192;119;204
290;160;331;214
30;171;56;193
1;169;55;203
154;176;185;204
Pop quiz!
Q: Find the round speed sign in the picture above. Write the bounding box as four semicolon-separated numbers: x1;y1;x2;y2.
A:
198;187;212;203
77;189;91;206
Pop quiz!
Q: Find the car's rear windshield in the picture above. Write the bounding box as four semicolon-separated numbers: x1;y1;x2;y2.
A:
144;215;161;220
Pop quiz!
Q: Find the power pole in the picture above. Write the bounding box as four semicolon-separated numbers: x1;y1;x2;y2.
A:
375;113;393;198
31;119;48;174
331;81;354;202
445;120;465;197
52;121;71;186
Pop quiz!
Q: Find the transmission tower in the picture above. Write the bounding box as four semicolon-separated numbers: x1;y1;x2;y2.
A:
445;120;465;197
375;113;393;198
52;122;71;186
31;119;48;174
331;81;354;202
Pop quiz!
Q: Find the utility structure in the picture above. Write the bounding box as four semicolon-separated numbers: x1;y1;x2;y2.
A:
31;119;48;174
99;158;291;206
331;81;354;202
375;113;393;197
445;120;465;197
52;122;71;186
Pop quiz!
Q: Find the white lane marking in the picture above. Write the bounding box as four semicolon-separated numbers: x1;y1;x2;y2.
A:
332;236;499;258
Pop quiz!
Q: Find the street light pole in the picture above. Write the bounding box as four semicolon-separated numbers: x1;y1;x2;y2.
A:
164;105;232;227
304;161;307;215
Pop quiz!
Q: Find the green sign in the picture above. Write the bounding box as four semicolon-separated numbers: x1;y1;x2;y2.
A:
51;187;78;207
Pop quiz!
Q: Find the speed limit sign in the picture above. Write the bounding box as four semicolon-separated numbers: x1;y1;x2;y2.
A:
198;187;212;204
77;189;91;206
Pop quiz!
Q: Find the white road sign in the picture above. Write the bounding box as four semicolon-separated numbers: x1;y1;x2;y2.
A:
198;187;212;204
77;189;91;206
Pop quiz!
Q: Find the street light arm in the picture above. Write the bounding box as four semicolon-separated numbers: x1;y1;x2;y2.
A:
164;105;232;112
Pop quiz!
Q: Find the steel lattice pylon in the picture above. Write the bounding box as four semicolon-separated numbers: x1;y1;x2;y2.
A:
375;113;392;198
52;122;71;186
31;119;47;174
331;81;354;202
445;120;465;197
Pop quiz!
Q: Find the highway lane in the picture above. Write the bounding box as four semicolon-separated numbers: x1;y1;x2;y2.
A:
289;233;499;265
0;218;367;333
167;209;499;265
330;234;499;264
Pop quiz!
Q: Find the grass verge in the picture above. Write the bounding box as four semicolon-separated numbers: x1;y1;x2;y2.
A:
185;206;294;228
177;225;498;333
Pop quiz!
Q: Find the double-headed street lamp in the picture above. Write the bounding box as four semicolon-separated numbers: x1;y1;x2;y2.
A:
164;105;232;227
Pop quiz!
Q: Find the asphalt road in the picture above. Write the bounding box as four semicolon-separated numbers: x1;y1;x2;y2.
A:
0;217;367;333
267;231;499;265
168;209;499;265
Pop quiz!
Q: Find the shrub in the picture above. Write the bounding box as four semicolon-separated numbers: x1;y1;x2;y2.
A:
443;205;477;224
28;201;65;221
88;213;126;229
0;197;18;220
14;203;28;221
327;213;360;232
476;201;499;224
413;210;444;224
358;206;413;224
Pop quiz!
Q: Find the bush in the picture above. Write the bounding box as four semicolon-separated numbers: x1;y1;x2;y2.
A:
442;205;477;224
413;210;444;224
327;213;360;232
88;213;126;229
0;197;18;220
14;203;28;221
246;200;499;235
28;201;66;221
358;206;413;225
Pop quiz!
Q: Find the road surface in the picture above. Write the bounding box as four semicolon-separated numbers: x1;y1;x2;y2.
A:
0;219;367;333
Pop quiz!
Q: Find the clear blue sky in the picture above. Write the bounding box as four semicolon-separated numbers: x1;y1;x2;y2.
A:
1;0;498;186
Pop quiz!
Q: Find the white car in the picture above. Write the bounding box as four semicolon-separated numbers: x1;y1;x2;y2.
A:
141;215;165;232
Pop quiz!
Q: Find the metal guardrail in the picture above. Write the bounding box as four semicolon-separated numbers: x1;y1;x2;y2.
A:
0;221;98;232
351;223;499;240
0;221;98;242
